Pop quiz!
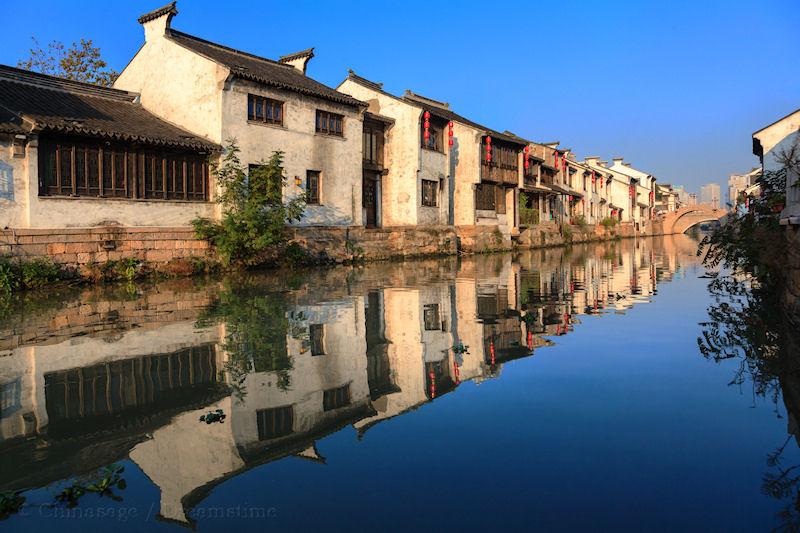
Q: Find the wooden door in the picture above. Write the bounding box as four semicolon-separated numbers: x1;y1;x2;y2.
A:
363;173;378;228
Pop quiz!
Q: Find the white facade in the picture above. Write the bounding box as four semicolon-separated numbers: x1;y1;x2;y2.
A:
753;107;800;224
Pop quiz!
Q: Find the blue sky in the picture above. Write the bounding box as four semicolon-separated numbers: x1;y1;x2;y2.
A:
2;0;798;194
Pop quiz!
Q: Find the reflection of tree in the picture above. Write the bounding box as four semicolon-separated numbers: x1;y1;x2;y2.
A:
698;274;784;402
197;280;292;395
698;269;800;529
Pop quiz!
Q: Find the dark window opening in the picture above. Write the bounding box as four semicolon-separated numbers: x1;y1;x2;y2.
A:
38;136;208;201
323;384;351;411
256;405;294;440
422;179;438;207
306;170;320;205
423;304;441;331
316;110;344;137
310;324;325;355
248;94;284;125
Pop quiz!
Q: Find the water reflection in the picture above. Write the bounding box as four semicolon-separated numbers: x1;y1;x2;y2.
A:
698;270;800;530
0;235;704;525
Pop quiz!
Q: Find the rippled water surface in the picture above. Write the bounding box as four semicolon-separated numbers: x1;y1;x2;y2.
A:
1;235;798;531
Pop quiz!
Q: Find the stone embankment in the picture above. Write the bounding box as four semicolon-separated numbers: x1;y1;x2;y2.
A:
1;220;666;269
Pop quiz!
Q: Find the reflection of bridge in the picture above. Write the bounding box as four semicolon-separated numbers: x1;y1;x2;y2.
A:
661;206;727;234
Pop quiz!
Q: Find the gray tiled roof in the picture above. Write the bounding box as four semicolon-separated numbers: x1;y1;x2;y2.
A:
0;64;217;150
168;30;364;108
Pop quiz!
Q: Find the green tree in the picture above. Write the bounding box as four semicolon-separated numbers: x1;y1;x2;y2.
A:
18;37;118;87
193;140;306;267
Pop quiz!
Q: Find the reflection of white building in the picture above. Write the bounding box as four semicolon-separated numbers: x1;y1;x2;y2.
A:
131;297;370;524
355;283;454;432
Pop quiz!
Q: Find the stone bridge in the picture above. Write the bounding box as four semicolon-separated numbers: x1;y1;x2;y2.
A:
660;205;728;234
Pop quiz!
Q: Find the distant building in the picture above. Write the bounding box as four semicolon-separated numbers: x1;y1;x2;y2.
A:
687;193;698;206
700;183;721;209
728;168;759;209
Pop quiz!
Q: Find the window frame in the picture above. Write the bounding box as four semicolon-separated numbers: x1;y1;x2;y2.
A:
421;179;438;207
37;135;209;202
306;170;321;205
316;109;344;137
423;304;441;331
310;323;325;355
421;119;445;153
247;94;284;126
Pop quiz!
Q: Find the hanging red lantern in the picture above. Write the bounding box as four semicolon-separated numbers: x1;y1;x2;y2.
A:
424;111;430;119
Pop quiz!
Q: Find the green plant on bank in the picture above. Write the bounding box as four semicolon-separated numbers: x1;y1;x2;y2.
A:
0;257;63;294
193;141;306;267
492;228;503;246
573;215;587;229
519;193;539;226
344;239;365;262
559;223;573;241
600;217;618;229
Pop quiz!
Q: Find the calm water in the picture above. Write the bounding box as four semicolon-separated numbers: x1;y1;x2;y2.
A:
1;235;798;532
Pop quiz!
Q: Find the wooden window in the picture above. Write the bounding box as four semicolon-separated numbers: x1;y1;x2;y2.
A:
256;406;294;440
310;324;325;355
38;136;208;202
306;170;320;205
323;384;351;411
481;139;520;185
475;183;496;211
363;119;385;168
248;94;284;125
421;118;445;152
316;110;344;137
423;304;440;331
421;179;437;207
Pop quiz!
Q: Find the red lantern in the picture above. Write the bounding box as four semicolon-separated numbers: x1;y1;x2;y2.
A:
486;135;492;144
447;121;454;147
424;111;430;119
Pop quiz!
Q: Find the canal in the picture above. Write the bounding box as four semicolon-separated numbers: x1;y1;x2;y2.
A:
1;234;798;531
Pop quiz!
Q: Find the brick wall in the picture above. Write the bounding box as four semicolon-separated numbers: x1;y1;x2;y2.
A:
0;226;210;265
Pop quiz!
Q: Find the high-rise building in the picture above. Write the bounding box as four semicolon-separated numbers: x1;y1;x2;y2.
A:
700;183;721;209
